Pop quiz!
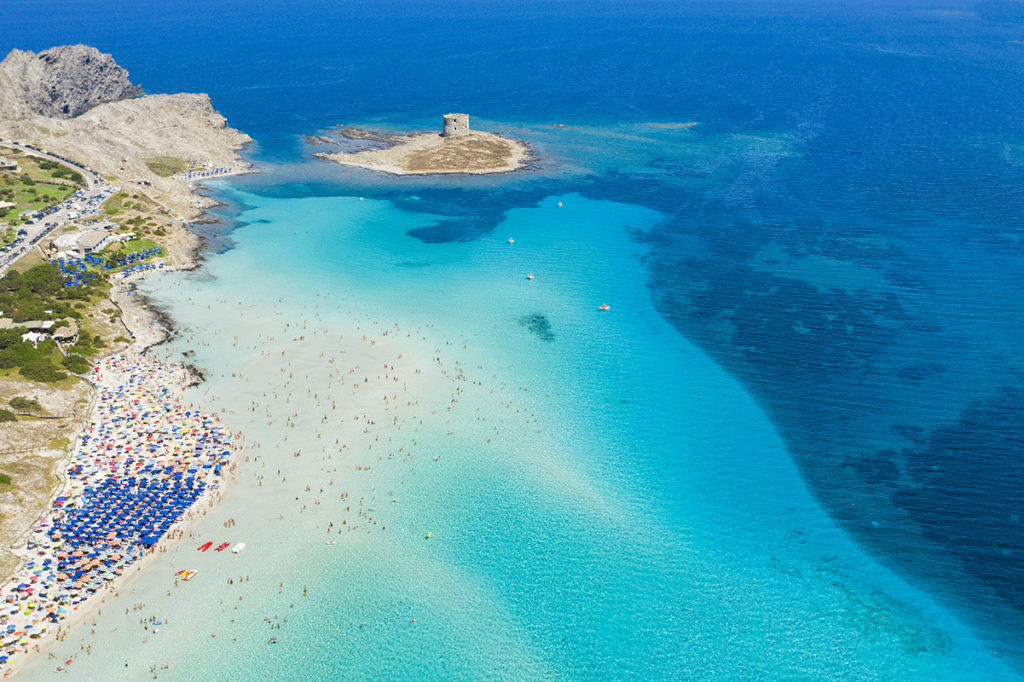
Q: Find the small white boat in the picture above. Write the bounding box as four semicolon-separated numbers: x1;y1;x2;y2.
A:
231;543;246;554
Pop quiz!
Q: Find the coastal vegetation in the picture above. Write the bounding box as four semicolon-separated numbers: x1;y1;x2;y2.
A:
102;191;129;215
61;354;91;374
0;263;113;383
144;155;187;177
35;158;83;184
106;195;170;241
0;338;68;383
9;396;44;413
0;262;99;321
0;154;84;224
0;180;168;413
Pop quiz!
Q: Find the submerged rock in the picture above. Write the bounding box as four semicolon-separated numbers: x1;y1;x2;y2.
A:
183;363;206;387
519;313;555;342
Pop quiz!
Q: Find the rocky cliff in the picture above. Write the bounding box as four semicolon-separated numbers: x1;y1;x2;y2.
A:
0;44;252;218
0;44;142;119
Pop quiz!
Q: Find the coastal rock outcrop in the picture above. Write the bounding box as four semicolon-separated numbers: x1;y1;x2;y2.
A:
314;114;533;176
0;44;252;218
0;44;142;119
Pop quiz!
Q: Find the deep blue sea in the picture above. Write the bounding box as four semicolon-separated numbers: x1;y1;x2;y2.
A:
4;0;1024;678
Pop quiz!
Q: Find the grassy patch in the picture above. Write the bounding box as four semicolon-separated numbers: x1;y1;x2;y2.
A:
102;193;126;215
0;474;11;486
48;436;70;450
0;156;83;224
144;156;187;178
10;249;45;273
107;238;160;255
36;158;83;184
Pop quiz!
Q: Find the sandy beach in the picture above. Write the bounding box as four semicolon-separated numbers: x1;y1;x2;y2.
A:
0;47;255;669
0;266;243;676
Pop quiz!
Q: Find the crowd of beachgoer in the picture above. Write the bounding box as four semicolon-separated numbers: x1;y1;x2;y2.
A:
0;353;233;670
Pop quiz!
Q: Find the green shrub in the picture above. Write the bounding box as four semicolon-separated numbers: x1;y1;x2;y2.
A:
0;329;22;352
69;336;95;357
19;361;68;383
0;474;11;485
8;396;43;412
0;341;49;368
0;409;15;423
61;354;91;374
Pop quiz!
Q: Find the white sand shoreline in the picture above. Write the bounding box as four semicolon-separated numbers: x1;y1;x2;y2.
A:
0;241;246;678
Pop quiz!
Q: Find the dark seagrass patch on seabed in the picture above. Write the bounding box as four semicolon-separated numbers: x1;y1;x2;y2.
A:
519;313;555;342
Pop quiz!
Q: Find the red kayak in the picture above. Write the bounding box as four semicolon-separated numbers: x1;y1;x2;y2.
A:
197;541;213;552
214;542;230;552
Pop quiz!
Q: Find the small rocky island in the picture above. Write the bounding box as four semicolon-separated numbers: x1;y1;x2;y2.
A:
314;114;533;175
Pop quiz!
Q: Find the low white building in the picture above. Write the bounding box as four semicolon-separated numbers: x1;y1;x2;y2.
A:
0;319;55;347
21;331;44;346
50;229;133;257
77;230;110;253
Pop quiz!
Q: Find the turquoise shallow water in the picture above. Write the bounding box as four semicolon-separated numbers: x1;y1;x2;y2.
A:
6;1;1024;671
20;188;1014;679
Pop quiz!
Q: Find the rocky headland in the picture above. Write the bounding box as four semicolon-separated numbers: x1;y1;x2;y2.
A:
0;44;252;219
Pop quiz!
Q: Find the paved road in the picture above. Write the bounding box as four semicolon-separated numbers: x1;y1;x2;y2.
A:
0;140;115;276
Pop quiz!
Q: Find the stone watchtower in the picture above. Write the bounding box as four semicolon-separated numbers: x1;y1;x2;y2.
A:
442;113;470;137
